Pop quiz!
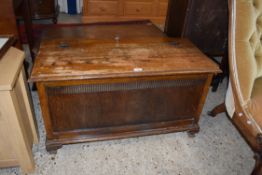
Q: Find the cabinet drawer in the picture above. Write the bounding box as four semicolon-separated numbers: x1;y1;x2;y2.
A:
87;1;118;15
159;2;168;16
31;0;57;16
124;2;153;16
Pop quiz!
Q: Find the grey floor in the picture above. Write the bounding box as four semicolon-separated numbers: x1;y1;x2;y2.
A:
0;14;255;175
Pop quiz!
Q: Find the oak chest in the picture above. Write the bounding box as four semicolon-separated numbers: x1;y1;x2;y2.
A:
30;21;220;152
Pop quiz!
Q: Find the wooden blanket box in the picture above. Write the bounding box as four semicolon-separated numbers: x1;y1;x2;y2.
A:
30;21;220;152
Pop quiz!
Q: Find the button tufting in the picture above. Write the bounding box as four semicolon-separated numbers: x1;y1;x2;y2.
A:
253;0;258;8
257;16;262;28
238;113;243;117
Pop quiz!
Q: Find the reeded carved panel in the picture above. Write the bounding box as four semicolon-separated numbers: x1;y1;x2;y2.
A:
46;78;206;132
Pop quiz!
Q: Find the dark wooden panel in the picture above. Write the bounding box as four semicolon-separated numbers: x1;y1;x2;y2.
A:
0;0;35;57
30;0;58;19
165;0;228;55
16;0;59;22
184;0;228;55
46;77;205;133
0;1;19;38
164;0;189;37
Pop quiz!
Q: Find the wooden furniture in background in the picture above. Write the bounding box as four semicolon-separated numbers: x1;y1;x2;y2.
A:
30;21;220;152
0;0;21;47
0;0;35;59
82;0;168;25
0;46;38;173
165;0;228;91
16;0;59;23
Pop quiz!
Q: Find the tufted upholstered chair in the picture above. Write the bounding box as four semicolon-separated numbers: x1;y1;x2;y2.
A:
209;0;262;174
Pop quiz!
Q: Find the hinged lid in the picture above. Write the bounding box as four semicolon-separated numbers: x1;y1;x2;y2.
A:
0;47;25;91
30;22;221;82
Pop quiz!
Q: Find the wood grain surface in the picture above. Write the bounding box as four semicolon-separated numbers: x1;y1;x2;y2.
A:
0;47;37;172
30;22;220;82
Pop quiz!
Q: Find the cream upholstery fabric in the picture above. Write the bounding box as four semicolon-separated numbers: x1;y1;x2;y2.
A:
247;77;262;127
226;0;262;130
234;0;262;104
